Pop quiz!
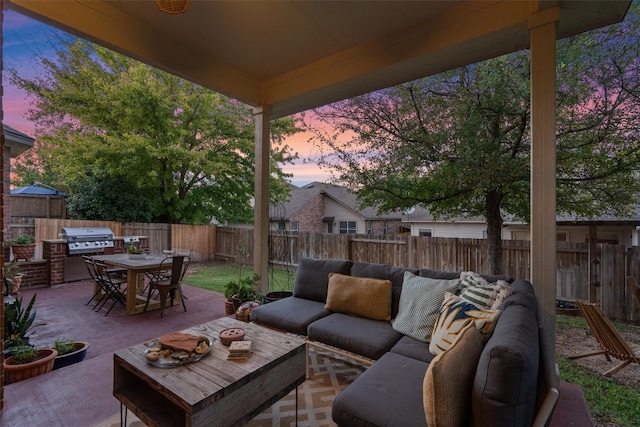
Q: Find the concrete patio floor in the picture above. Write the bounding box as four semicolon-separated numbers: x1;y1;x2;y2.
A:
1;280;227;426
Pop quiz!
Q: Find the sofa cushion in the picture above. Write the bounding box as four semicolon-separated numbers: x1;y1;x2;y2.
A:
325;273;392;321
308;313;402;360
249;297;330;336
419;268;461;280
424;323;483;427
392;271;460;342
389;335;435;363
292;257;353;303
429;293;501;355
332;352;429;427
472;282;539;427
419;268;513;284
351;261;418;318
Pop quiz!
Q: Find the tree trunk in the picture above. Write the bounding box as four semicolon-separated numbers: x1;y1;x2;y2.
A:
485;190;504;275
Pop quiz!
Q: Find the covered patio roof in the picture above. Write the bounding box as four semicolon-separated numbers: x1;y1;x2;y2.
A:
1;0;632;422
5;1;629;118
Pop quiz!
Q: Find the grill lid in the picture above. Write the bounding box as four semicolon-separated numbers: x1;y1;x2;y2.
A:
61;227;115;254
61;227;114;241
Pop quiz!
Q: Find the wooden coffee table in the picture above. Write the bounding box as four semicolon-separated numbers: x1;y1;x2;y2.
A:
113;317;306;426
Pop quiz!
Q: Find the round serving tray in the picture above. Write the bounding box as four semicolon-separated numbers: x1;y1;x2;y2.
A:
143;336;212;368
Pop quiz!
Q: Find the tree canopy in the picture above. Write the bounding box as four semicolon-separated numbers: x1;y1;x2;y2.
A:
11;36;299;224
308;3;640;274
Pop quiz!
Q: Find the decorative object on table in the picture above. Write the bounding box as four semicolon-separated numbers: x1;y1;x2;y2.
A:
4;261;25;295
144;332;211;367
4;293;37;350
219;327;246;346
52;338;90;370
3;346;58;384
236;301;260;322
127;244;145;259
227;340;252;360
9;234;36;262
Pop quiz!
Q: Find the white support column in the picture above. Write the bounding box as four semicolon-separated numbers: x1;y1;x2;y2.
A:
530;6;559;397
253;106;271;294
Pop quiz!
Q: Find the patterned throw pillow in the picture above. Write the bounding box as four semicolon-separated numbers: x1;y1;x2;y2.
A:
429;293;501;355
458;271;512;310
392;272;460;343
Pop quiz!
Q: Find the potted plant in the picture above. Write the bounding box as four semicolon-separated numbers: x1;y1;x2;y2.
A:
127;243;145;258
4;261;25;295
9;234;36;262
263;268;294;304
52;337;90;370
4;294;37;352
226;274;260;312
3;345;57;384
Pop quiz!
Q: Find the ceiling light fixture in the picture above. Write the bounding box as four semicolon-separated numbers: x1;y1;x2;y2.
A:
155;0;189;14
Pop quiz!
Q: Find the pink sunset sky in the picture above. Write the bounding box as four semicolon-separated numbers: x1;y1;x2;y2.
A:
1;10;331;187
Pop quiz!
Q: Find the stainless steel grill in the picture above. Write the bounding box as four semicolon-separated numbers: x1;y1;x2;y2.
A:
61;226;115;255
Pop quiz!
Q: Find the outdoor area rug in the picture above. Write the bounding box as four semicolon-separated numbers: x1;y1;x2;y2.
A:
92;346;366;427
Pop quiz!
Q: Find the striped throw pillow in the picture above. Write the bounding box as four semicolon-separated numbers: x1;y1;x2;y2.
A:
460;282;512;310
392;271;460;343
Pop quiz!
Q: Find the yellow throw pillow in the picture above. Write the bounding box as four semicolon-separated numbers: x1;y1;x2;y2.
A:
325;273;392;321
423;323;483;427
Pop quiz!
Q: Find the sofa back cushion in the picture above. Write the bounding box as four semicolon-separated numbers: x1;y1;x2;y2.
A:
325;273;392;321
472;280;539;427
293;257;353;303
351;261;418;318
419;268;514;284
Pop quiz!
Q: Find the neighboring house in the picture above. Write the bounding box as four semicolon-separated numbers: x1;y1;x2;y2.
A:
270;182;405;235
404;206;640;246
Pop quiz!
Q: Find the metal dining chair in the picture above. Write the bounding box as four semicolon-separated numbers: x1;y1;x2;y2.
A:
144;255;190;317
93;260;128;316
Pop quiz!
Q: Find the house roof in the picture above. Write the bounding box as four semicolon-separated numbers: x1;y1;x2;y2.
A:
271;182;402;221
3;124;34;157
404;206;640;226
6;1;630;119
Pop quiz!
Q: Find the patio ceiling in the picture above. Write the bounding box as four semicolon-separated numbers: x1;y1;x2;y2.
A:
5;0;630;119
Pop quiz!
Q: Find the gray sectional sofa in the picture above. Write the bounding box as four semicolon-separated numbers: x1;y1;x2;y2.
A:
250;257;540;427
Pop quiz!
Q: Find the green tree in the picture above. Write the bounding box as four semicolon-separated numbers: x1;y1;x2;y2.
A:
10;36;298;224
309;4;640;274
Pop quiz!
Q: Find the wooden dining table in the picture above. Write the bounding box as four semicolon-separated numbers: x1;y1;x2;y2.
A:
92;253;174;315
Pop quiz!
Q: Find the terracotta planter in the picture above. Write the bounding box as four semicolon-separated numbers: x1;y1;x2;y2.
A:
11;244;36;262
4;349;58;384
224;298;235;315
53;342;89;370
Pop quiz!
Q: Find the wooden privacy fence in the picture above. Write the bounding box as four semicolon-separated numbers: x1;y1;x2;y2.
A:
27;221;640;321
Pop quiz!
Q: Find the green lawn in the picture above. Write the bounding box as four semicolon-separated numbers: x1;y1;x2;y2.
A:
183;263;294;295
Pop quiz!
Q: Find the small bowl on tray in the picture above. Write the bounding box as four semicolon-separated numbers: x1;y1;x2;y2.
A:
219;327;246;346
